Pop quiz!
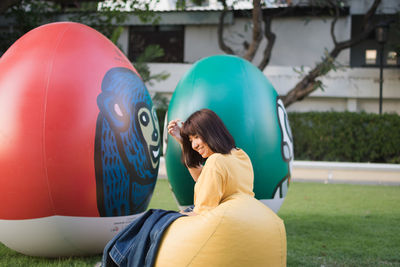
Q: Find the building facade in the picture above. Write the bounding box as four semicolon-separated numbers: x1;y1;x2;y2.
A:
116;0;400;114
1;0;399;114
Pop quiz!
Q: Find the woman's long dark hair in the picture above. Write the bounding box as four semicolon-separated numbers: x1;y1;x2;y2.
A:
180;109;235;168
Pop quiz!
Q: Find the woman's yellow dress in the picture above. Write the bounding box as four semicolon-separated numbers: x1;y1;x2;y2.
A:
155;149;287;266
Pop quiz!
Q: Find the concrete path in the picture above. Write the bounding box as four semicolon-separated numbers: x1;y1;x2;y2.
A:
292;161;400;185
158;157;400;186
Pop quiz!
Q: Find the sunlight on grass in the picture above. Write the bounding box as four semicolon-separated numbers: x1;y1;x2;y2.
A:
1;180;399;266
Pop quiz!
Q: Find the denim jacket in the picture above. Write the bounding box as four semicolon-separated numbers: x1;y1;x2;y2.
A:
102;209;184;267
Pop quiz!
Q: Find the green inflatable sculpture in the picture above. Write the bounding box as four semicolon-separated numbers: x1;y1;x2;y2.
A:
164;55;293;213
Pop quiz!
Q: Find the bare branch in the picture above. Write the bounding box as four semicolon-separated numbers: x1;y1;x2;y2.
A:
363;0;381;29
258;15;276;70
258;4;294;70
217;0;235;55
330;3;339;45
243;0;263;61
282;0;384;107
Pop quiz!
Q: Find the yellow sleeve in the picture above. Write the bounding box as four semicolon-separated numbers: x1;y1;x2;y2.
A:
193;155;226;214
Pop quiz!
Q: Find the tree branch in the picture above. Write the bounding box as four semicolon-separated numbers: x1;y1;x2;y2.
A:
217;0;235;55
243;0;263;61
363;0;381;29
330;3;339;45
258;15;276;70
282;0;383;107
258;5;294;70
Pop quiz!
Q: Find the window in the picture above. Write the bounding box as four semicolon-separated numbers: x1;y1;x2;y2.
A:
387;51;397;65
128;26;184;63
350;15;399;68
365;49;377;65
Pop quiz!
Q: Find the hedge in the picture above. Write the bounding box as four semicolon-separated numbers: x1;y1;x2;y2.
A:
288;111;400;164
157;109;400;163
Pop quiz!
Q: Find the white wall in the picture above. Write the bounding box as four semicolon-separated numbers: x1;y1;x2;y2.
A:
122;7;399;115
268;16;351;67
146;63;400;115
184;16;351;67
184;25;225;63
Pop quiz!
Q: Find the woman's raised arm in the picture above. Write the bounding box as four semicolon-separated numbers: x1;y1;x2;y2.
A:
167;119;202;181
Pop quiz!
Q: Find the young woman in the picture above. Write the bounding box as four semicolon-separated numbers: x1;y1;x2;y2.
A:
167;109;254;216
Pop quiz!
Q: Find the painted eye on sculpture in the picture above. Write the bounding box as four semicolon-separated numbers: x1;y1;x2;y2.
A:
285;114;293;141
140;111;150;126
152;108;158;123
97;92;130;131
114;103;124;117
282;142;291;161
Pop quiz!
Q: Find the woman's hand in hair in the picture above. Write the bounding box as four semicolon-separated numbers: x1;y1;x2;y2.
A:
167;119;183;144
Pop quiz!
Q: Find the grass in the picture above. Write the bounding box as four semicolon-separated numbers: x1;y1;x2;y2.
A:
0;179;178;267
1;179;399;266
280;182;400;266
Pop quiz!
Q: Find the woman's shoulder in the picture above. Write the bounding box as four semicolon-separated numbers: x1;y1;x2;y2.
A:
206;152;224;164
208;148;248;164
231;148;250;159
204;152;230;171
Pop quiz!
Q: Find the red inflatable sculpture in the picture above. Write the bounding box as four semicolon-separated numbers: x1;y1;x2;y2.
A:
0;22;160;257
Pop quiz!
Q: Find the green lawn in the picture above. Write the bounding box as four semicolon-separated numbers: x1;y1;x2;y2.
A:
1;179;399;266
279;182;400;266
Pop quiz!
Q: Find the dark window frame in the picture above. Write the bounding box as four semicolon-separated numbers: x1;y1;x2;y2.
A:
128;25;184;63
350;14;400;68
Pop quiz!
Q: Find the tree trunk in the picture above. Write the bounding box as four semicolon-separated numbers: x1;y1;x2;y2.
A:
243;0;263;62
258;15;276;70
218;3;235;55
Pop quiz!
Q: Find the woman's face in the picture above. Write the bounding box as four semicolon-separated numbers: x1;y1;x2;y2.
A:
189;134;214;158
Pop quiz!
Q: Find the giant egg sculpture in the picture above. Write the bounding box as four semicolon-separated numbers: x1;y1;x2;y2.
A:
0;22;160;257
164;55;293;213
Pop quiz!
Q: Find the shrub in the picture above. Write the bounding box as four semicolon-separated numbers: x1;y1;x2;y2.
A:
288;111;400;163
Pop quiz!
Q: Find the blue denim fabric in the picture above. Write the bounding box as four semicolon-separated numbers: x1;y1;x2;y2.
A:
102;209;184;267
182;205;195;212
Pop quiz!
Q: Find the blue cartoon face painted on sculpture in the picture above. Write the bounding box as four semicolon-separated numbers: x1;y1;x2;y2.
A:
95;67;160;217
